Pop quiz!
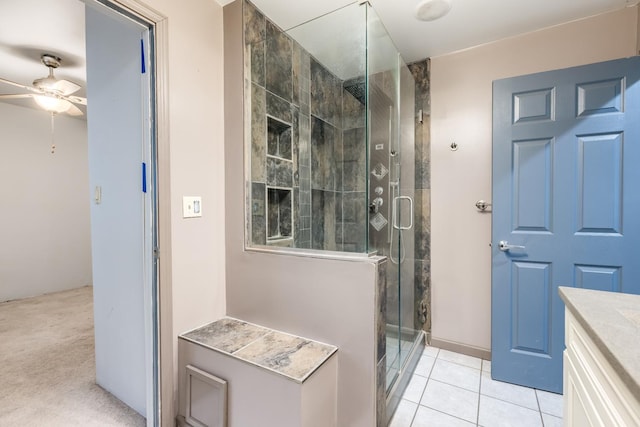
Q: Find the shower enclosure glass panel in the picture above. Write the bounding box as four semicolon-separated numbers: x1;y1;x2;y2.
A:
244;1;368;252
242;0;423;415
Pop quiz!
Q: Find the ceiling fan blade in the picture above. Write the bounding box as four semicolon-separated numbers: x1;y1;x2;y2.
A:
53;79;81;96
66;102;84;116
0;93;34;100
65;95;87;106
0;77;41;93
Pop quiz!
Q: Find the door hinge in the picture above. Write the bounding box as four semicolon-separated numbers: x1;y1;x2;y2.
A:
153;247;160;259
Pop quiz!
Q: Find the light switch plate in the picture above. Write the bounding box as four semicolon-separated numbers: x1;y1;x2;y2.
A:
183;196;202;218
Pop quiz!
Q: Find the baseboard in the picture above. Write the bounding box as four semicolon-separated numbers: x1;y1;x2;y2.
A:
429;337;491;361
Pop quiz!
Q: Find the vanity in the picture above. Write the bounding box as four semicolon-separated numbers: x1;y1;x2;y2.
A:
560;287;640;426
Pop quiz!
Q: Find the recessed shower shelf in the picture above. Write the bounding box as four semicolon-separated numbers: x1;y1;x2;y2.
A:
267;187;293;243
267;116;292;161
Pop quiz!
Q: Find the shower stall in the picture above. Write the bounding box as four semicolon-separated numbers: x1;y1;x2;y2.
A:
242;0;423;419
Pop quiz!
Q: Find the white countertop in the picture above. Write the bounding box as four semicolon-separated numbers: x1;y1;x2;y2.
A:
560;286;640;398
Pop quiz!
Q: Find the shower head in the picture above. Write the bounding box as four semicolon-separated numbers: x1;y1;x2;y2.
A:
344;77;366;105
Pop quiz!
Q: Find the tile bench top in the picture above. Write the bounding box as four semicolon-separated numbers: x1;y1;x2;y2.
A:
180;317;337;383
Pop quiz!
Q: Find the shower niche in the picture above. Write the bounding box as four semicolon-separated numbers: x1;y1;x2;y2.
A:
265;116;294;244
267;116;292;160
266;187;292;243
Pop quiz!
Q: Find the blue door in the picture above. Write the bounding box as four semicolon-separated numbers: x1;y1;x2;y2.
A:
492;57;640;393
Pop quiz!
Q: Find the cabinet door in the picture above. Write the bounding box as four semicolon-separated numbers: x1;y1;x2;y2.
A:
564;312;640;427
564;351;596;426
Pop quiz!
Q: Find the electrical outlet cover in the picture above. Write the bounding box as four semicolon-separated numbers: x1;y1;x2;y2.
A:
183;196;202;218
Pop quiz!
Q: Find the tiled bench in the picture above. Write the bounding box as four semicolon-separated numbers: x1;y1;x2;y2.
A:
177;317;338;427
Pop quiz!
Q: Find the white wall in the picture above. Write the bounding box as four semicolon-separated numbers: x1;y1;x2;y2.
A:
430;7;638;353
0;103;91;302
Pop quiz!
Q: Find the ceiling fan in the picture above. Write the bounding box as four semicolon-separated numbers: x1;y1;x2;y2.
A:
0;54;87;116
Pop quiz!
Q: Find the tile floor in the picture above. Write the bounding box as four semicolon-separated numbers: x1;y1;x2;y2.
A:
389;346;564;427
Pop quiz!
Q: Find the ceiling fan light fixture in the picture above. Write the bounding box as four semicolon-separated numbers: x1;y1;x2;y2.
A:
415;0;452;21
34;95;70;114
33;76;58;91
0;53;86;116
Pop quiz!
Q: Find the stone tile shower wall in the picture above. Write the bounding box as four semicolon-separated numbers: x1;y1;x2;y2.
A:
341;82;367;252
244;0;367;252
409;59;431;336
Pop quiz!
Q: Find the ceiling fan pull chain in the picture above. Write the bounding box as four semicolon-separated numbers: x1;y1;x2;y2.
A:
50;112;56;154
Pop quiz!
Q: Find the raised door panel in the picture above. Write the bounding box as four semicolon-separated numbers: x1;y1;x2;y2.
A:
576;133;623;235
511;262;551;355
512;139;553;233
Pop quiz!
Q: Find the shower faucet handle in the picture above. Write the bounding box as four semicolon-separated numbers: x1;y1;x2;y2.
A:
369;197;383;214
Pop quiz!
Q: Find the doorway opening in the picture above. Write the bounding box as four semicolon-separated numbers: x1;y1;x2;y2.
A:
0;0;163;424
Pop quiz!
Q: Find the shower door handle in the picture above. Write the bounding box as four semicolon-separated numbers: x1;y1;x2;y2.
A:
393;196;413;230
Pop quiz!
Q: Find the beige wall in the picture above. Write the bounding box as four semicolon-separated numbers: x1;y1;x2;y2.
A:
0;103;91;302
131;0;227;419
223;2;381;425
146;0;226;342
430;7;638;353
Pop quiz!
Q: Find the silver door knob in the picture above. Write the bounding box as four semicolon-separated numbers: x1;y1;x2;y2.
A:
475;200;492;211
498;241;525;252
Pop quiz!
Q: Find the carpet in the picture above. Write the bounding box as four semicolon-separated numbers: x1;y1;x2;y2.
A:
0;286;146;426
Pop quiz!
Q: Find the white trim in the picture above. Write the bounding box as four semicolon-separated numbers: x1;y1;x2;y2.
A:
185;365;228;427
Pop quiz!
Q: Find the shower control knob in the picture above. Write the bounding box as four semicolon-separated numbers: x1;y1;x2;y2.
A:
369;197;384;214
375;186;384;195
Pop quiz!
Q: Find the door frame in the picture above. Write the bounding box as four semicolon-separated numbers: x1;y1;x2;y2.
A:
91;0;172;424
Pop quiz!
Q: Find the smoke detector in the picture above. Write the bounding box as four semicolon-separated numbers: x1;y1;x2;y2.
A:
415;0;452;21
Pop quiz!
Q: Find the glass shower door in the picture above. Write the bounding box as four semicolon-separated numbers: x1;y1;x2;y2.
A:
397;57;418;371
367;3;419;395
380;56;418;391
366;10;399;387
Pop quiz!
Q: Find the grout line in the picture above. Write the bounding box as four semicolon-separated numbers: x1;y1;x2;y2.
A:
408;400;419;427
415;404;481;426
479;392;545;414
435;355;483;371
414;371;429;407
476;373;483;425
535;390;545;426
534;389;542;411
406;348;563;425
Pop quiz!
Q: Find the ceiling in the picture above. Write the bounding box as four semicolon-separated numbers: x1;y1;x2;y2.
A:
0;0;86;115
0;0;637;112
240;0;637;63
